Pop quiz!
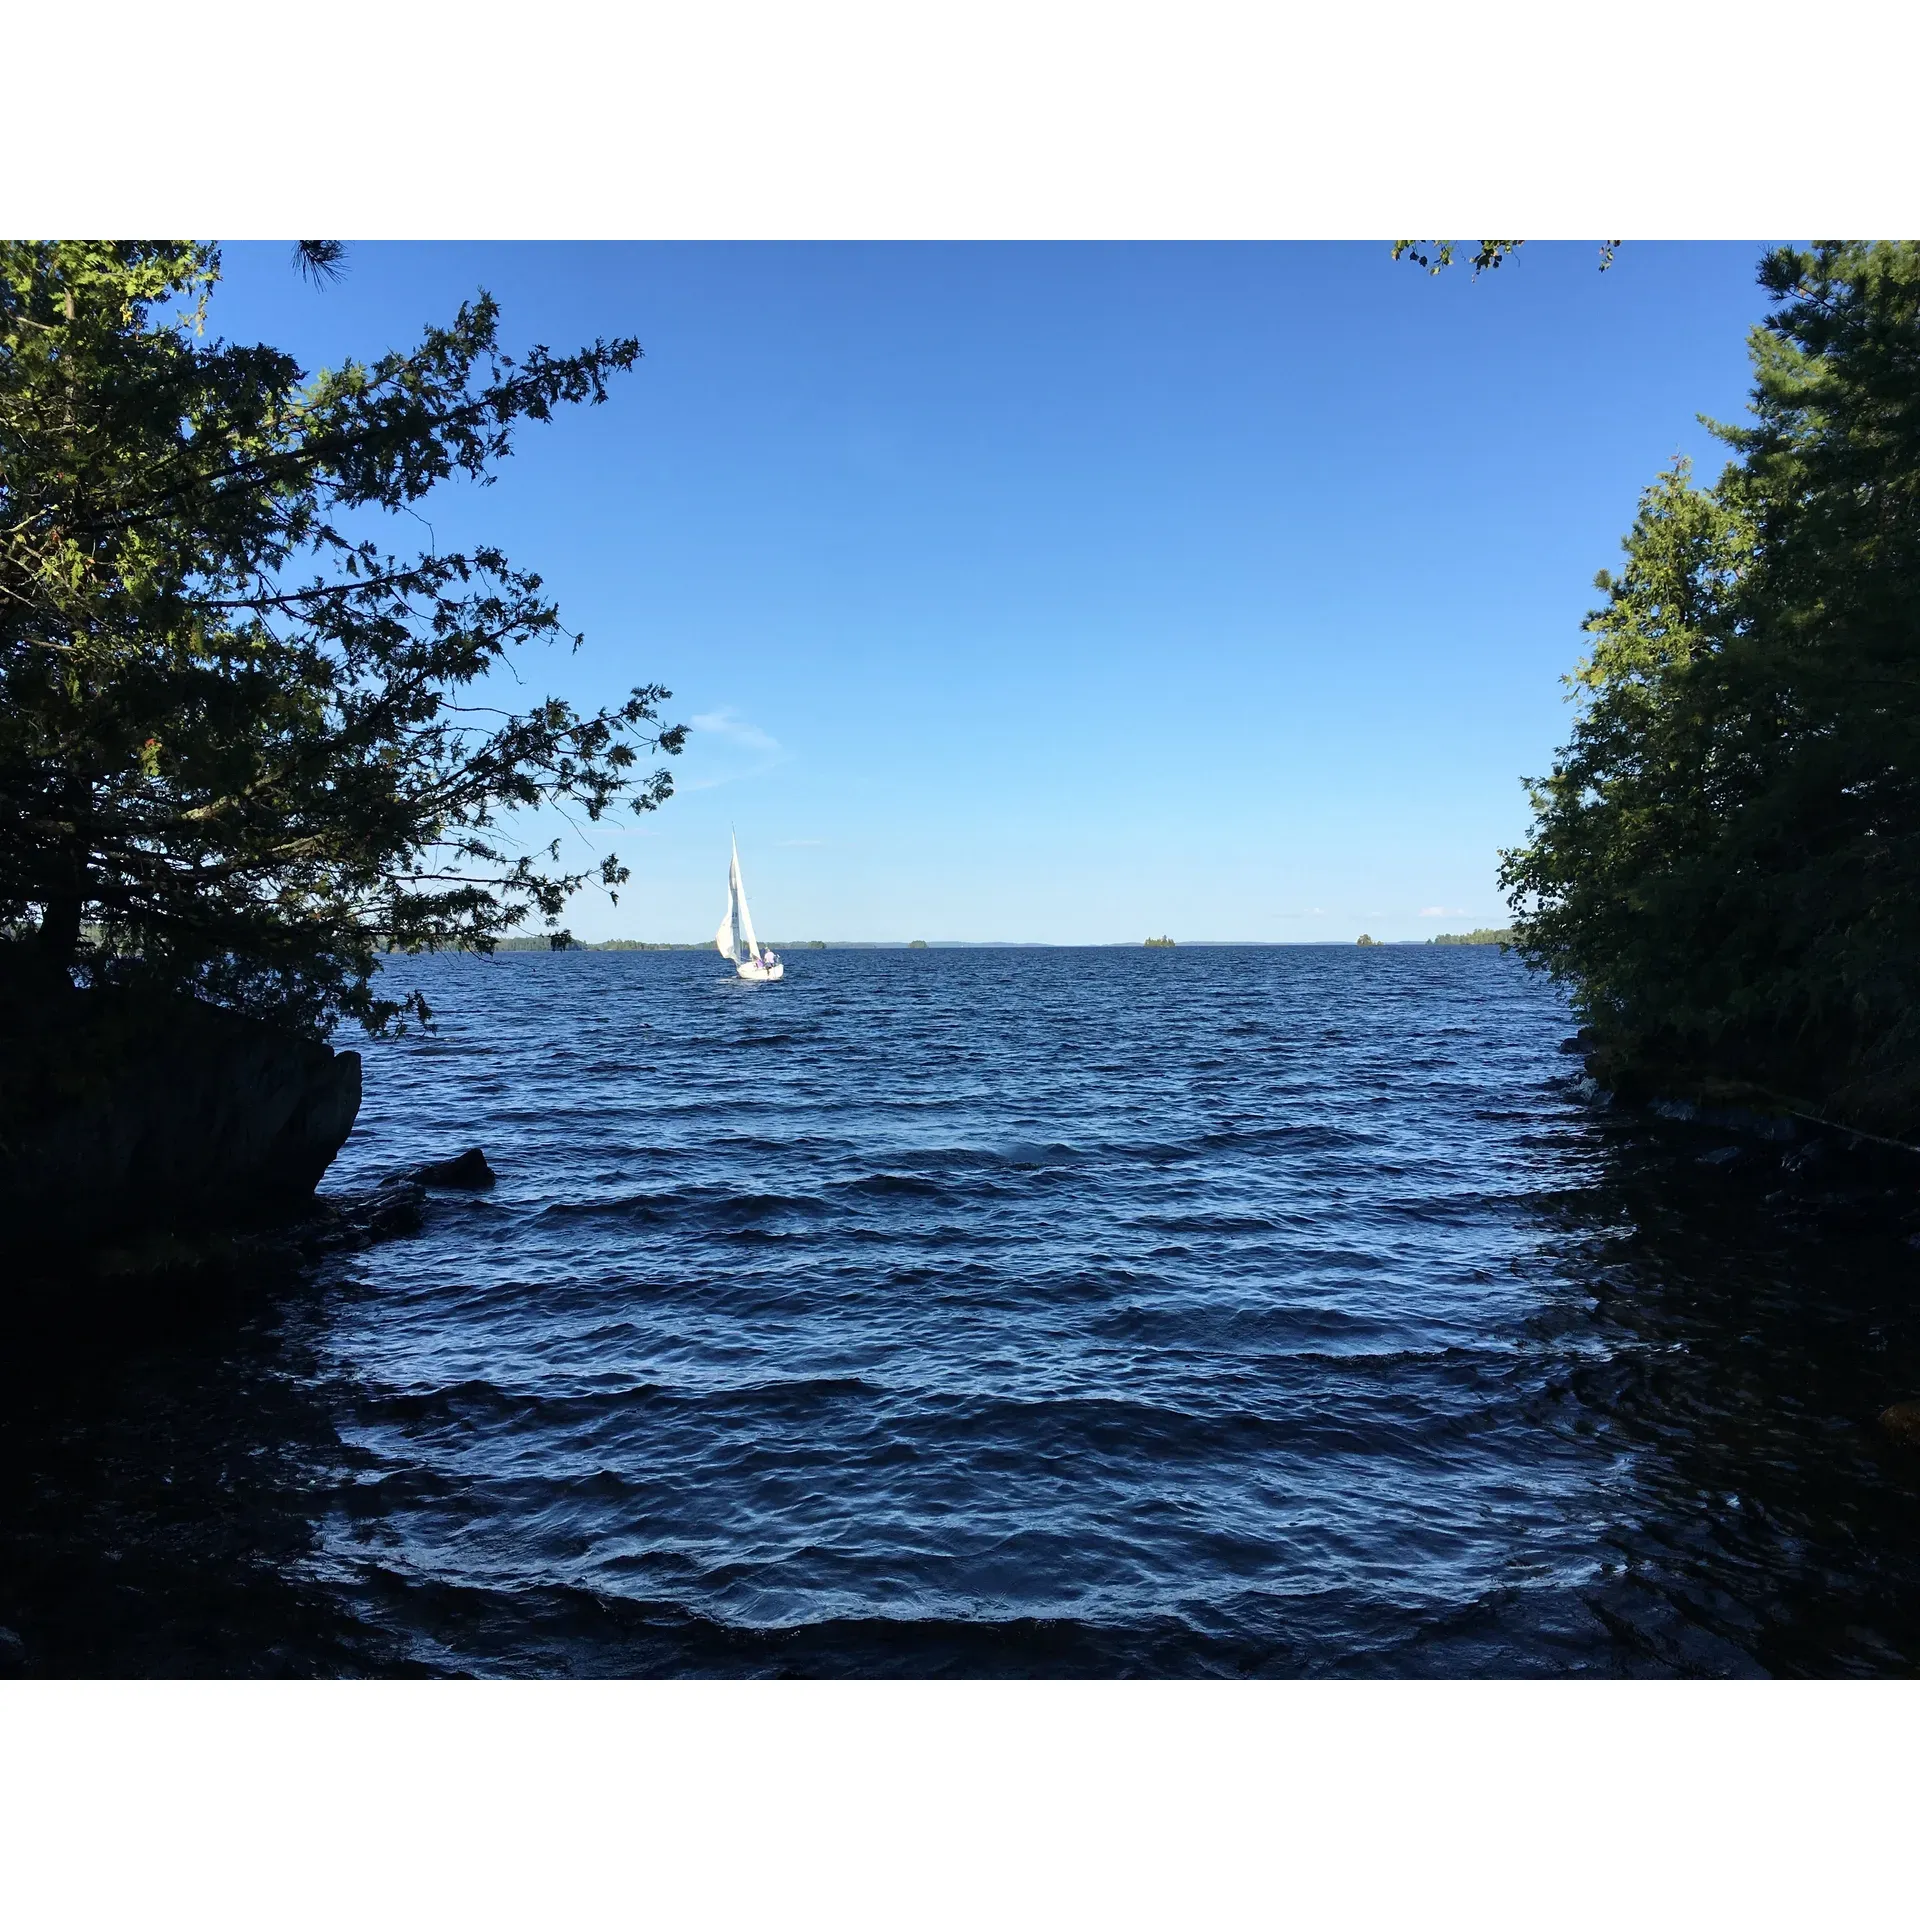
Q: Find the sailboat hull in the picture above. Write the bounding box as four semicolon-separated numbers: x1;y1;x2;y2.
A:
736;961;784;981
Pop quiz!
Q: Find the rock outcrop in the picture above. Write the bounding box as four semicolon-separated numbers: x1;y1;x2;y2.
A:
0;990;361;1261
417;1146;496;1190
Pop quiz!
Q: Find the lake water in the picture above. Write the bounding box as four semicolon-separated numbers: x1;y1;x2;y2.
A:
7;945;1920;1676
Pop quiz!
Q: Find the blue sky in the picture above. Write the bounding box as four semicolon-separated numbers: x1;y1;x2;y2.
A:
212;241;1770;943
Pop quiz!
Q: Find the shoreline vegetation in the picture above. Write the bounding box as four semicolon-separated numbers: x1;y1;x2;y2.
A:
1;243;680;1043
1500;243;1920;1139
2;242;680;1257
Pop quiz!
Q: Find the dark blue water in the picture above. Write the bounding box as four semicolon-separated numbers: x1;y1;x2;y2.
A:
8;946;1920;1676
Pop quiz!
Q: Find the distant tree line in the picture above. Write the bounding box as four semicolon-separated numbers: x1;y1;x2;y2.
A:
487;935;702;951
1501;243;1920;1132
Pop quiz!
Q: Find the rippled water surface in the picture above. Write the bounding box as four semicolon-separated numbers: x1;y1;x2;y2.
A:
8;945;1920;1676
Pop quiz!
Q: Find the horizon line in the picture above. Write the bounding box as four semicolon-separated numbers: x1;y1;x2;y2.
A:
475;935;1514;951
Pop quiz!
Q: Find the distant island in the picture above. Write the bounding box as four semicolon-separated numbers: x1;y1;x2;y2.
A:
1145;936;1175;948
1429;928;1513;947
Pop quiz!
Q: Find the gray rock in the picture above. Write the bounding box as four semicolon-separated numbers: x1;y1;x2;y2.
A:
0;991;361;1260
362;1190;427;1239
417;1147;496;1190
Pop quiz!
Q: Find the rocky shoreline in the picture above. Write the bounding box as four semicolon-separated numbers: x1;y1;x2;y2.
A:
0;988;510;1313
0;991;364;1265
16;1144;498;1304
1562;1026;1920;1190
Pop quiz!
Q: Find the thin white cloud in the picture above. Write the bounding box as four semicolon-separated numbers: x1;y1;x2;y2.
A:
1419;907;1467;918
681;706;787;791
689;708;780;753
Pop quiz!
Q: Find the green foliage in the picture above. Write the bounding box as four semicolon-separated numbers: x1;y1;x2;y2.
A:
1144;935;1175;947
1391;242;1618;277
1501;243;1920;1127
0;242;683;1036
1430;928;1511;946
292;241;347;286
1355;933;1377;946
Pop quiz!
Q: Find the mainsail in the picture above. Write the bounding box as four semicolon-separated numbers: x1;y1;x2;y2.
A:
729;837;761;959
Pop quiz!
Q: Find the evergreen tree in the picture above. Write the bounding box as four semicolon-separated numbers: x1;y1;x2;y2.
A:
0;243;682;1036
1502;243;1920;1129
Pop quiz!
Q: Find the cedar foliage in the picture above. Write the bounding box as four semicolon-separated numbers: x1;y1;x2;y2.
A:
0;243;683;1036
1501;243;1920;1130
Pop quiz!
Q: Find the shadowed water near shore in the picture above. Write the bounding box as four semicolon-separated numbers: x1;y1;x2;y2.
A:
5;946;1920;1677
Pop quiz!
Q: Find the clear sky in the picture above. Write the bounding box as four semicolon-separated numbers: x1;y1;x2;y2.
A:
210;241;1771;944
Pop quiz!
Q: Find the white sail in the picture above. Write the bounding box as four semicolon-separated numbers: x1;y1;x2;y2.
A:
718;836;783;979
730;838;761;959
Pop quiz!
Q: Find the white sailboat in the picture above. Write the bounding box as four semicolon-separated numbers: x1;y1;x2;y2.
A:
716;836;784;981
